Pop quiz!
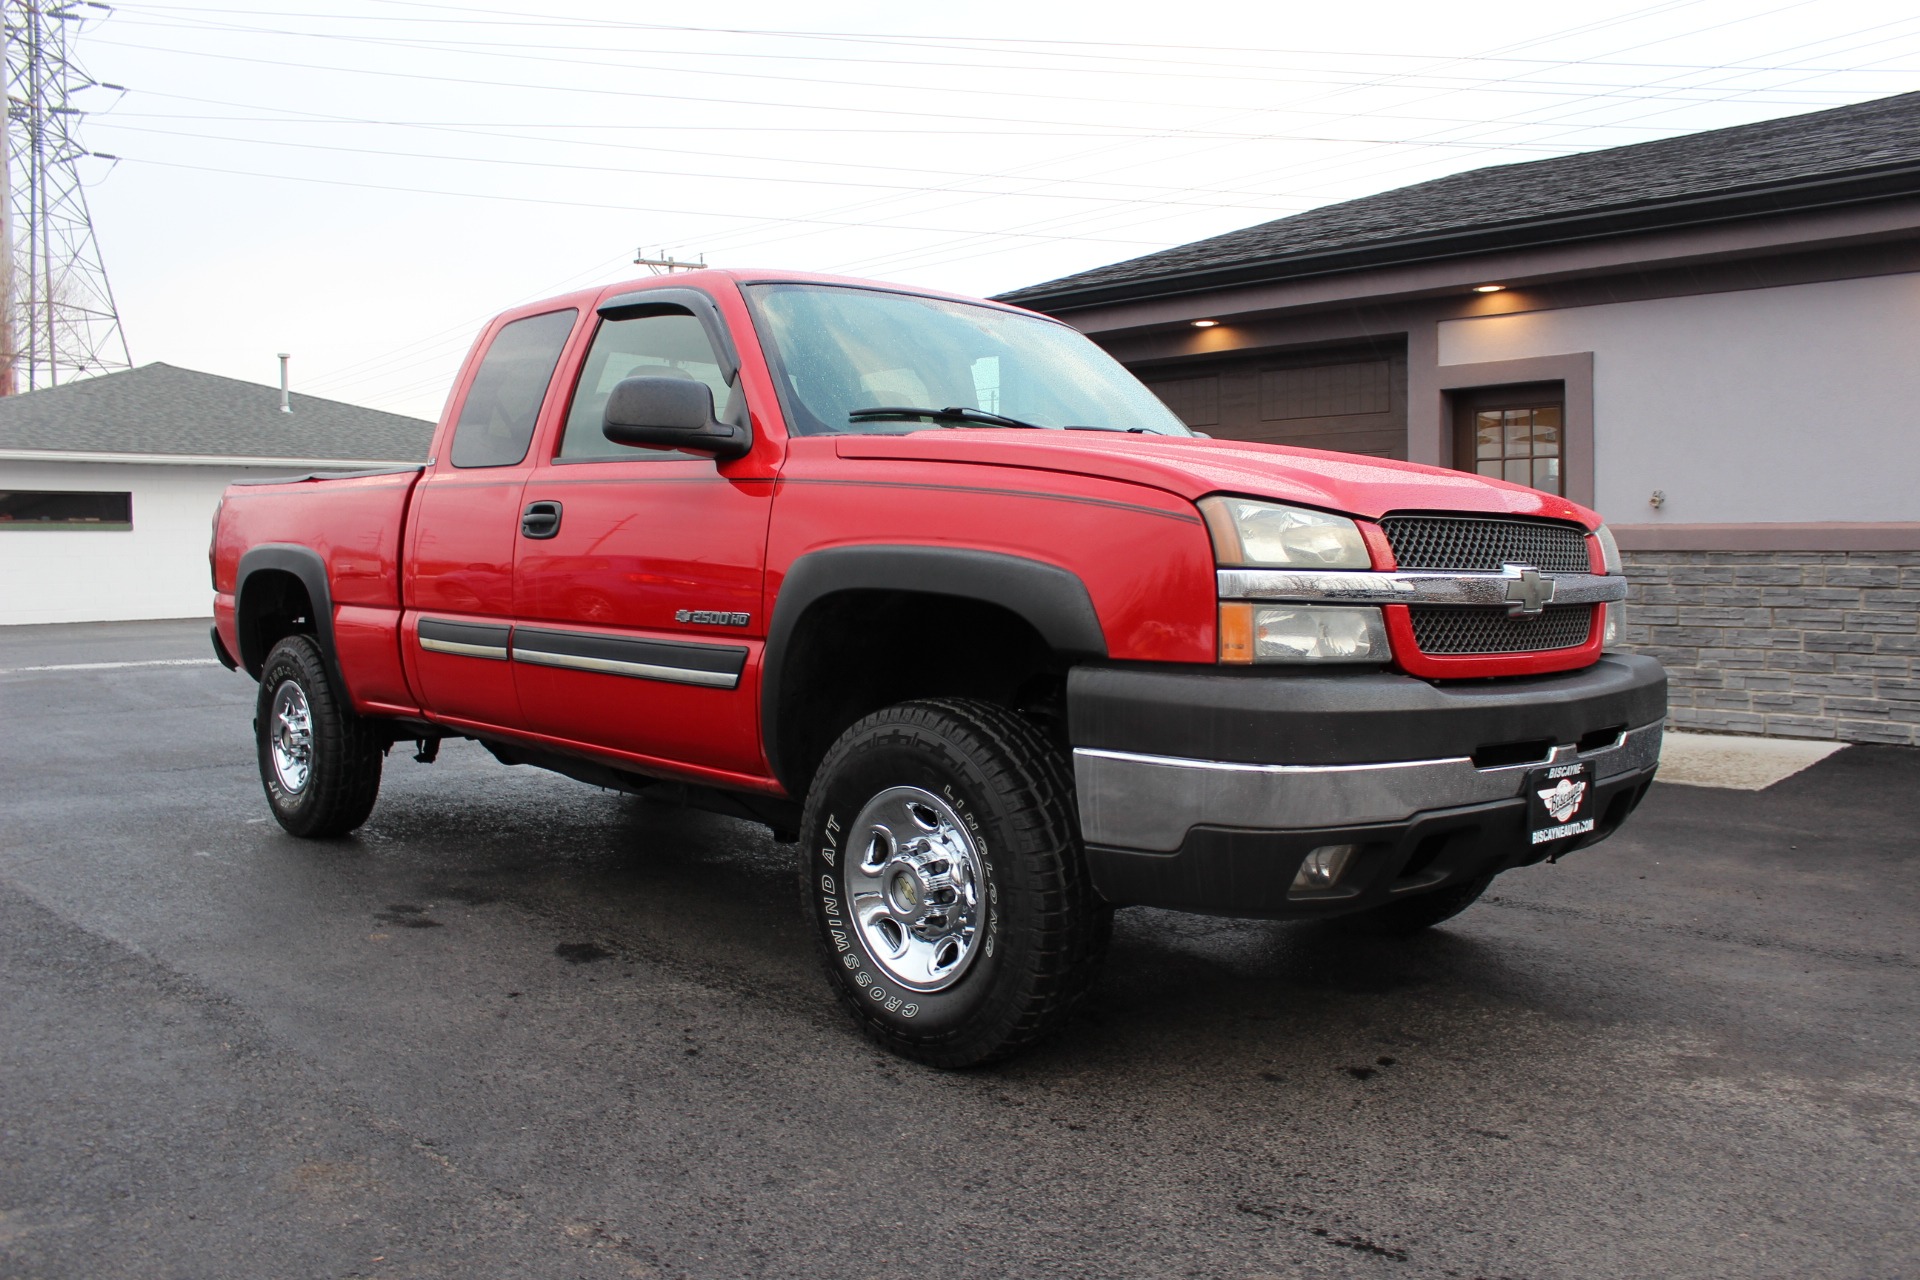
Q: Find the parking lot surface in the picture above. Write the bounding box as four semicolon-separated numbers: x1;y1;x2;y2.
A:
3;619;1916;1279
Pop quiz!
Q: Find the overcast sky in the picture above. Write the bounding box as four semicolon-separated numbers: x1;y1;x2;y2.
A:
54;0;1920;421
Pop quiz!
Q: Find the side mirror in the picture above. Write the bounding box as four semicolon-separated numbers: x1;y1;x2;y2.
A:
602;376;751;460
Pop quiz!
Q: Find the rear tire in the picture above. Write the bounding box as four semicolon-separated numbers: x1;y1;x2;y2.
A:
799;698;1108;1068
255;635;383;838
1332;874;1494;937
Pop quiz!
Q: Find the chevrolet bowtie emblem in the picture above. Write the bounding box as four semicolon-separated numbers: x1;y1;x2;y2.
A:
1501;563;1555;617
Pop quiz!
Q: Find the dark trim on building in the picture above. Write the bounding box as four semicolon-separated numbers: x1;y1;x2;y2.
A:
1049;202;1920;341
1428;353;1595;506
1003;165;1920;312
1612;522;1920;551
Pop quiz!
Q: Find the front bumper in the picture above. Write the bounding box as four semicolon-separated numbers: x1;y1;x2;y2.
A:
1067;653;1666;918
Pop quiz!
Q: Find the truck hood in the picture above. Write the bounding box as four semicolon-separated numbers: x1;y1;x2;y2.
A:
834;431;1598;526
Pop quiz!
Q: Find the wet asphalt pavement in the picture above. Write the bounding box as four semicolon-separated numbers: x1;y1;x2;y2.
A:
2;620;1916;1280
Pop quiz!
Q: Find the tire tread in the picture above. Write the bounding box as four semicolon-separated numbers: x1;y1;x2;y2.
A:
257;634;382;838
801;697;1108;1068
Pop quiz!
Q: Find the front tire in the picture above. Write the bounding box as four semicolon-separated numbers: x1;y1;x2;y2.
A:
800;698;1108;1068
255;635;383;837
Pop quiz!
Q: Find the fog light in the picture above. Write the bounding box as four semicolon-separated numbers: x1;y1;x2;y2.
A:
1601;602;1619;648
1290;843;1360;893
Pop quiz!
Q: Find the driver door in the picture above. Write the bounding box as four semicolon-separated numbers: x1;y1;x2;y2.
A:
511;302;773;783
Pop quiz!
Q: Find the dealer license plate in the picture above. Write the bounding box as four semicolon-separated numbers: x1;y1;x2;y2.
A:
1527;759;1596;845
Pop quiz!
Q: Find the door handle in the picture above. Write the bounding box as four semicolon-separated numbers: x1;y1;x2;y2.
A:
521;500;562;539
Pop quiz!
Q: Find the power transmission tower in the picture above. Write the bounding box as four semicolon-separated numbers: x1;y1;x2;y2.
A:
1;0;128;394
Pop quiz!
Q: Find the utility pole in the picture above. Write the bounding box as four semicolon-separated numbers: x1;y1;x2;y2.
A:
634;248;706;275
1;0;128;393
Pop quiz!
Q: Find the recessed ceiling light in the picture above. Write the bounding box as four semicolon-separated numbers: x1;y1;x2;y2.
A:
1191;318;1219;328
1473;284;1506;293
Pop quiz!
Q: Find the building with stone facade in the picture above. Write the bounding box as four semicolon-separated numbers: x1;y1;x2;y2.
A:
999;92;1920;745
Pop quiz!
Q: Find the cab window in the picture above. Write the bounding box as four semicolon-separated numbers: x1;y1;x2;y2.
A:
448;309;578;468
557;312;742;462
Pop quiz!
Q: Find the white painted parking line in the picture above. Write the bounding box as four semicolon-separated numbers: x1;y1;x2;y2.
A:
0;658;220;675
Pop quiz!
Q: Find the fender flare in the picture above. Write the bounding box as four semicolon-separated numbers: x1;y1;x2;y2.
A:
761;545;1107;790
235;543;348;697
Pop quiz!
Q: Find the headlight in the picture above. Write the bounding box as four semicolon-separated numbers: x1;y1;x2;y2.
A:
1220;603;1390;664
1595;524;1622;574
1199;496;1371;569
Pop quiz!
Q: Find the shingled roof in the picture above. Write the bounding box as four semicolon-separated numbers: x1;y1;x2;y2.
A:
999;91;1920;311
0;362;435;462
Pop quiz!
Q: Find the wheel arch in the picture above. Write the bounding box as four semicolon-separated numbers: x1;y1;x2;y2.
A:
762;546;1107;794
235;544;347;697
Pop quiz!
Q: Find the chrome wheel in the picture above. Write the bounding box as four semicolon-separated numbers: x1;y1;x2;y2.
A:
269;679;314;794
846;786;985;992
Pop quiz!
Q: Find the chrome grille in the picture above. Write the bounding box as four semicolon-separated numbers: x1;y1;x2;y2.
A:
1382;515;1588;573
1410;604;1593;655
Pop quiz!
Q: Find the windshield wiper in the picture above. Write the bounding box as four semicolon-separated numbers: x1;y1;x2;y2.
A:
848;405;1047;431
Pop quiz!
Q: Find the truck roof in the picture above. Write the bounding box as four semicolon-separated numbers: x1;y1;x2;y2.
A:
492;268;1049;329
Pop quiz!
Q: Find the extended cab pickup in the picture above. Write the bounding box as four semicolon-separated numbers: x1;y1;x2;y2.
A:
211;269;1666;1066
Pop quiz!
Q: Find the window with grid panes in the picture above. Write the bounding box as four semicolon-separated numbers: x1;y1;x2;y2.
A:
1451;383;1564;496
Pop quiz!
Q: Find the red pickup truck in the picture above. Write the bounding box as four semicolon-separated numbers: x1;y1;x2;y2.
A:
211;269;1665;1066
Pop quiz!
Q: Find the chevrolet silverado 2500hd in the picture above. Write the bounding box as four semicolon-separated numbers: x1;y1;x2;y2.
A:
210;270;1666;1066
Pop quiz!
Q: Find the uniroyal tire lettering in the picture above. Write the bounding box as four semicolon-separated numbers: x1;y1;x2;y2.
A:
830;929;849;952
900;1003;919;1019
842;953;859;970
819;874;835;895
884;996;902;1012
855;970;872;987
823;896;840;916
868;985;887;1001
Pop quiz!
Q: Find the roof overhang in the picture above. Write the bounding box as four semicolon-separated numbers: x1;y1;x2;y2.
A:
1028;193;1920;339
1003;162;1920;318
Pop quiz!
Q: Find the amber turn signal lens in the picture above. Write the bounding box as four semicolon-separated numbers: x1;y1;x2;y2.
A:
1219;602;1254;664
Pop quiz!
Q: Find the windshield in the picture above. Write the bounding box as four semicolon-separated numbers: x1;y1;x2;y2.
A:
745;283;1192;437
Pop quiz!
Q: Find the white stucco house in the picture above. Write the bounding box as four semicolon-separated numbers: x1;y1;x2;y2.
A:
0;363;433;625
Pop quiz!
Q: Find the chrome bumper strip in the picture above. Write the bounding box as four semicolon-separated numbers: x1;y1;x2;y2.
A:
1073;722;1662;853
1216;568;1627;608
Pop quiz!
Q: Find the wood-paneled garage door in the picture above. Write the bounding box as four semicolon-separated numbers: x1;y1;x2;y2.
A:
1131;340;1407;458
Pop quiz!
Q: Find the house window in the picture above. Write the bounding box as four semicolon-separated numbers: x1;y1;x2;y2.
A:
1452;382;1564;495
0;490;133;529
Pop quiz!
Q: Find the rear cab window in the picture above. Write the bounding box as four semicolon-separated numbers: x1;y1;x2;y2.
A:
448;309;579;468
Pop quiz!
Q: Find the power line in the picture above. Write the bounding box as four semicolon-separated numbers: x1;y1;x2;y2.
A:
114;153;1189;247
818;2;1914;278
121;0;1915;78
104;10;1908;108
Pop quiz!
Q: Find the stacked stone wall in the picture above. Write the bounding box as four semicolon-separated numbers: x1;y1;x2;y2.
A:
1615;550;1920;745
